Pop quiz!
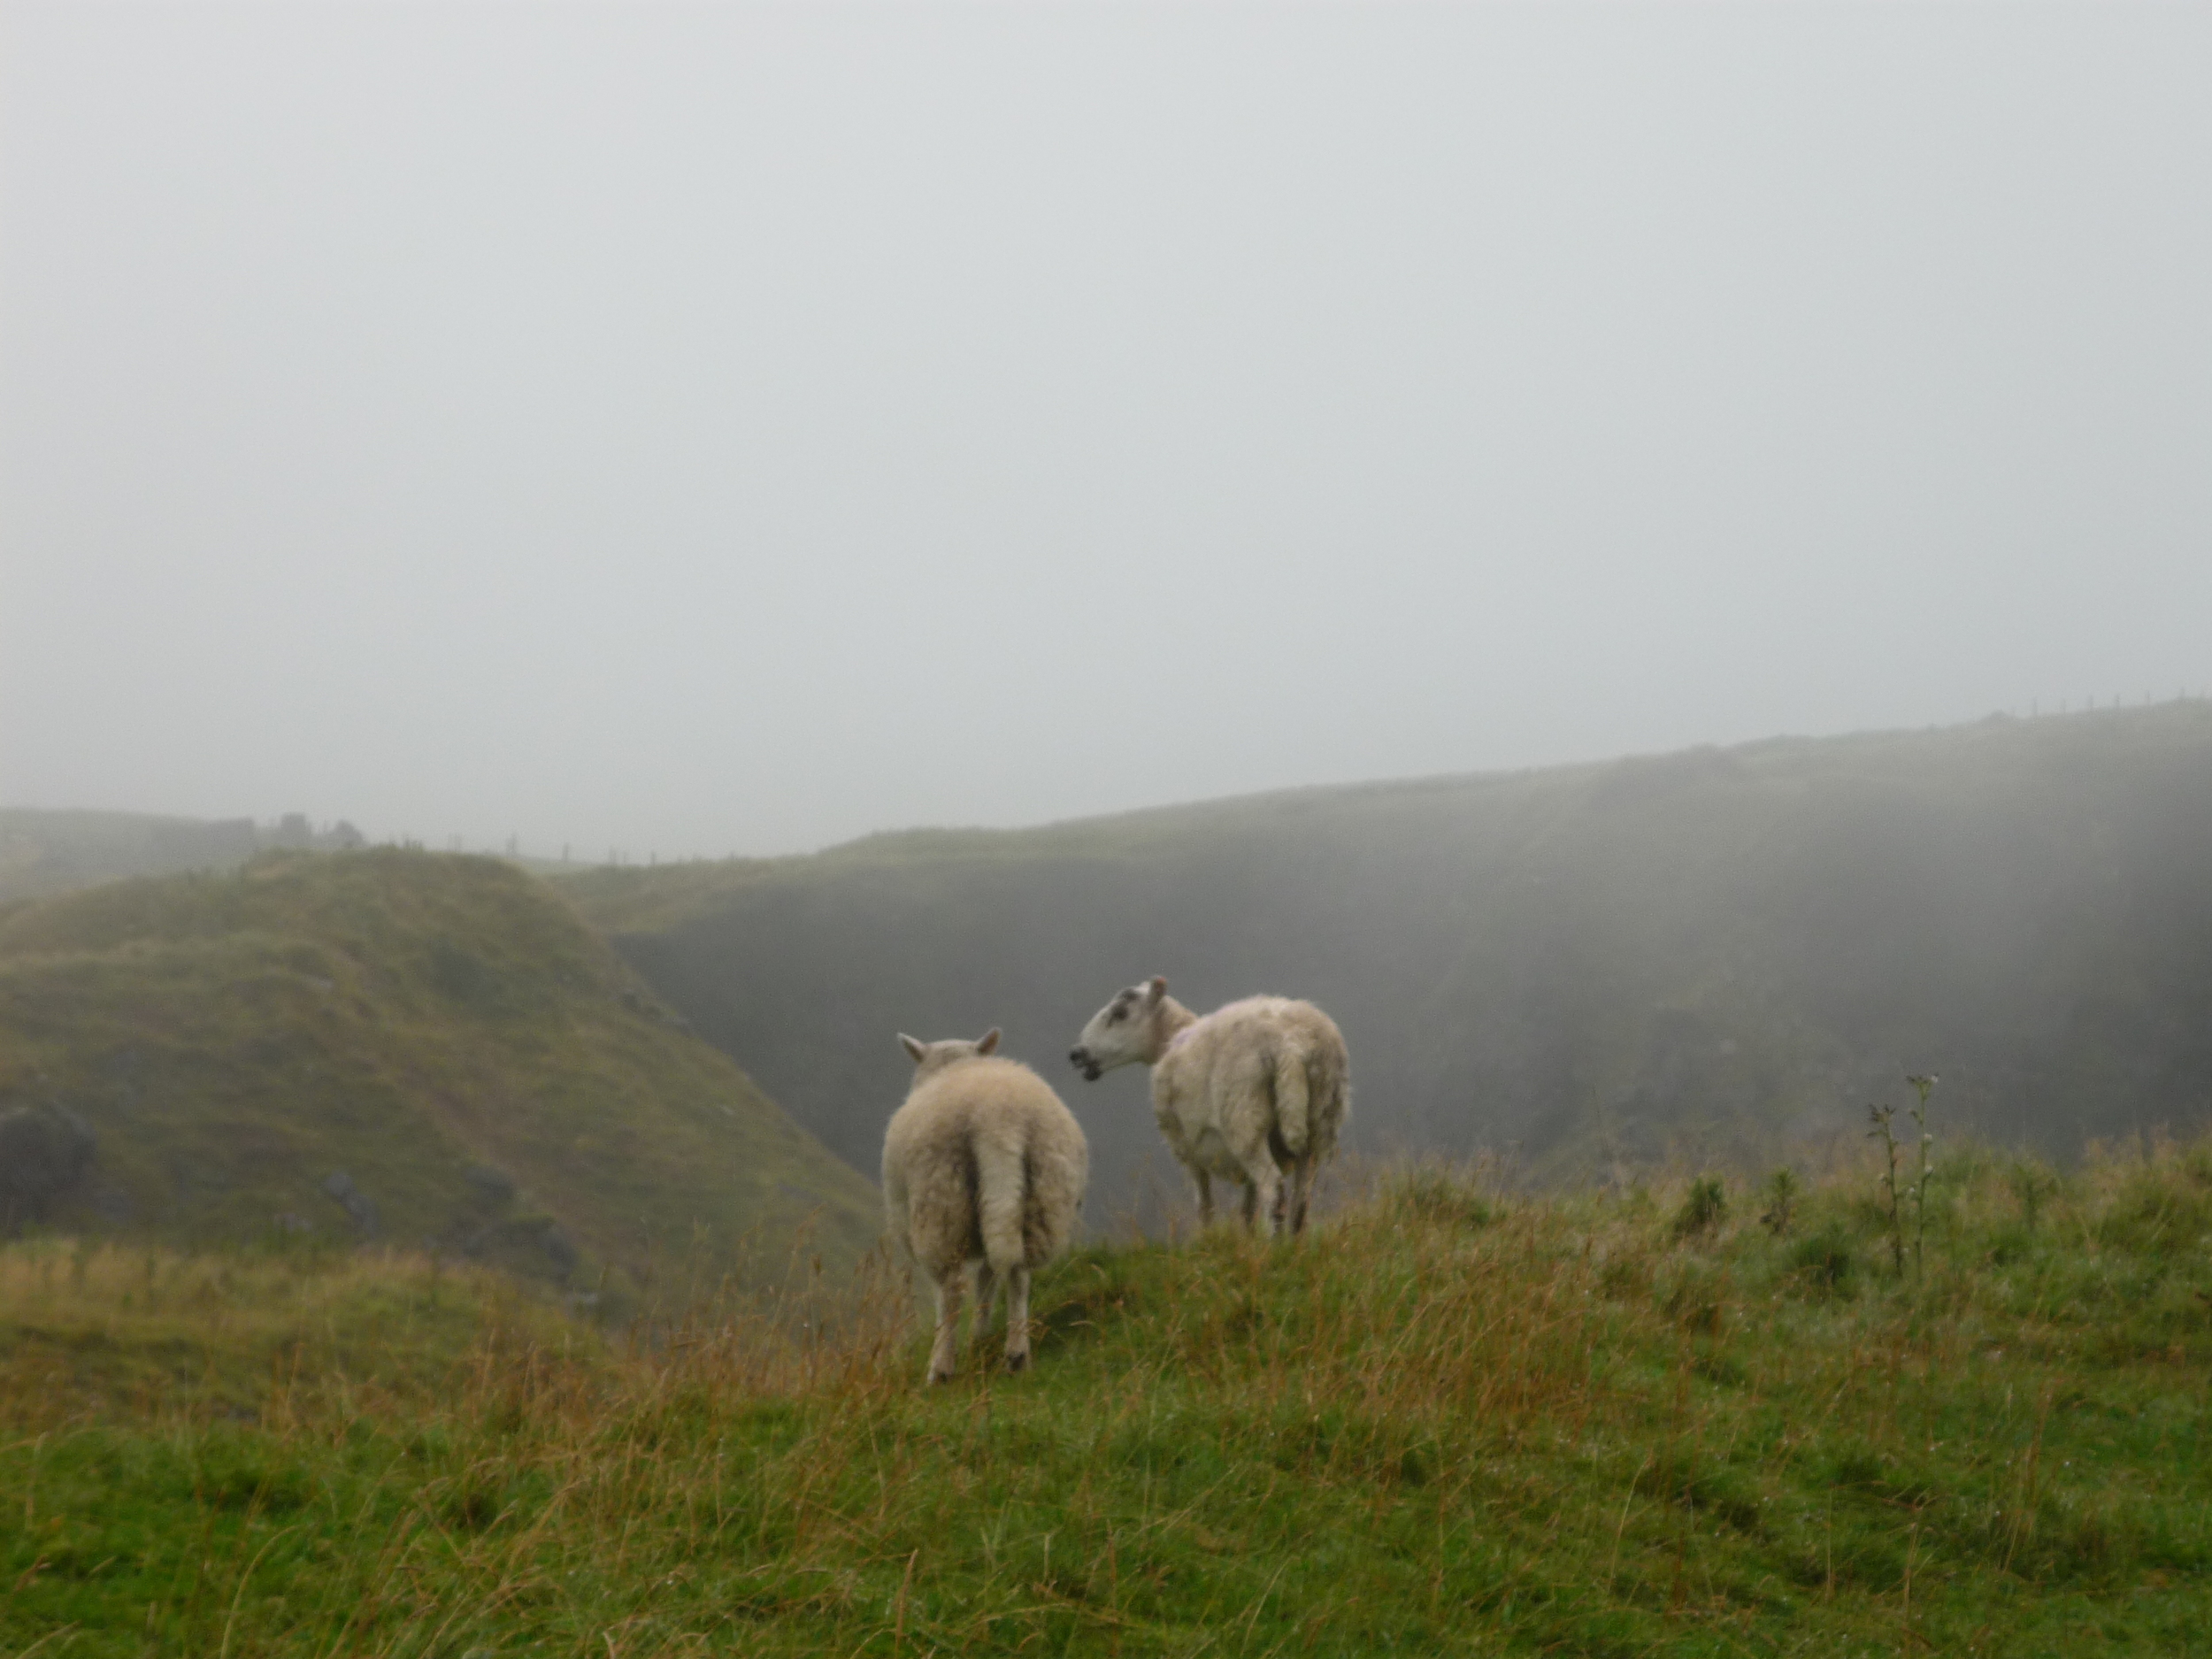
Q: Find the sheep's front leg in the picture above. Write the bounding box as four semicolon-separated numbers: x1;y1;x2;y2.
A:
928;1272;964;1384
1002;1264;1033;1372
1193;1168;1215;1229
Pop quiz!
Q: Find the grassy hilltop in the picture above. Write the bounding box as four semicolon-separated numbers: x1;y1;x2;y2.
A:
0;849;878;1299
563;702;2212;1212
3;1135;2207;1655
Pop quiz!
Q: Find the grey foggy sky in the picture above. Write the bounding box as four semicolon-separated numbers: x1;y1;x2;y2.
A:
4;3;2208;859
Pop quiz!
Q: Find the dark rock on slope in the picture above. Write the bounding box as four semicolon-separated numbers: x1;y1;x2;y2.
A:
0;1103;97;1231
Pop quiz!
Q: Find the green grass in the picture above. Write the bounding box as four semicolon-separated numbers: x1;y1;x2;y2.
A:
0;1240;574;1426
0;849;879;1301
5;1135;2208;1655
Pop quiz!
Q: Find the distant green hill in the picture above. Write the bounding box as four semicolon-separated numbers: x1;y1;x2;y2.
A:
565;703;2212;1210
0;849;879;1300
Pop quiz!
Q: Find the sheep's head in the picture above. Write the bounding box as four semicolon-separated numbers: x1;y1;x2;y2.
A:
1068;977;1168;1081
898;1027;1001;1081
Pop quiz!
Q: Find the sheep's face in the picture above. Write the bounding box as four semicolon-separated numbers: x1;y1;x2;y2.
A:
898;1028;1001;1082
1068;977;1167;1081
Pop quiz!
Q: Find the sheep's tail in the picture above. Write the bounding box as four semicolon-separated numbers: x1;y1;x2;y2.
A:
975;1129;1031;1275
1273;1044;1313;1158
1311;1056;1348;1159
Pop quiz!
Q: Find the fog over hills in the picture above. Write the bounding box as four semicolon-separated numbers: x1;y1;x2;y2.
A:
565;704;2212;1217
0;808;367;907
7;5;2208;859
8;705;2208;1239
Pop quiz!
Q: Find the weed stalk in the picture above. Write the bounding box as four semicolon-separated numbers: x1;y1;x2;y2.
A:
1869;1103;1905;1276
1906;1074;1938;1285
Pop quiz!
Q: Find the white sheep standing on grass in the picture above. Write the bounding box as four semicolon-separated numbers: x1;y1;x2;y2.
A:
1069;978;1348;1237
881;1028;1089;1383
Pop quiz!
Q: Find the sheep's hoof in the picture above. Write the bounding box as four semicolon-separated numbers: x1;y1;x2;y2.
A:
928;1366;956;1385
1003;1350;1029;1373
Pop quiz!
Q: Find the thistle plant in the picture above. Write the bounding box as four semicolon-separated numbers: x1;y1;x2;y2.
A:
1671;1176;1727;1240
1869;1102;1905;1275
1758;1167;1800;1237
1905;1073;1938;1282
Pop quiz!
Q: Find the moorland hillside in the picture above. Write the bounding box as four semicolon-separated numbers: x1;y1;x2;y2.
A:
567;702;2212;1214
0;849;878;1300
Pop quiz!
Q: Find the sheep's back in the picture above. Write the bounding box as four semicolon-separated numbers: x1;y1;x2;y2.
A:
1164;997;1328;1079
1156;996;1350;1154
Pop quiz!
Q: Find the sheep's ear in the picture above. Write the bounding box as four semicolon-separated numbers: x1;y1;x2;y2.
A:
1144;976;1167;1006
976;1027;1002;1056
898;1033;927;1064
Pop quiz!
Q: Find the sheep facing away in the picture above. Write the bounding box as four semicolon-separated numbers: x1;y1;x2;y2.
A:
1068;978;1348;1237
881;1028;1090;1382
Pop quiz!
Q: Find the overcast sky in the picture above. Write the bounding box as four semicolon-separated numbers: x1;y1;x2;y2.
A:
4;3;2208;858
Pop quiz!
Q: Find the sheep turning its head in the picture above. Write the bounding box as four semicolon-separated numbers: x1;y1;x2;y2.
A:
1068;976;1170;1081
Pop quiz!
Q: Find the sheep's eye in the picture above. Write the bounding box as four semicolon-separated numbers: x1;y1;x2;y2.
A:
1104;1007;1123;1025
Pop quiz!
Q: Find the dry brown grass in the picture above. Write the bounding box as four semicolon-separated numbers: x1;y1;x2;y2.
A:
5;1139;2211;1655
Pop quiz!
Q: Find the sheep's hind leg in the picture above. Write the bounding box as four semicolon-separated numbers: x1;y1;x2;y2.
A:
928;1272;964;1384
1239;1152;1285;1239
1002;1264;1033;1372
971;1262;999;1356
1286;1155;1315;1235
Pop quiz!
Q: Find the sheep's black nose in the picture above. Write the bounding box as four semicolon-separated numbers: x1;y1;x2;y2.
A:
1067;1048;1086;1066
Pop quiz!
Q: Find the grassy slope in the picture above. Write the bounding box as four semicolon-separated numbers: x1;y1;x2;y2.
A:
0;849;878;1296
560;703;2212;1209
3;1137;2208;1655
0;1242;573;1425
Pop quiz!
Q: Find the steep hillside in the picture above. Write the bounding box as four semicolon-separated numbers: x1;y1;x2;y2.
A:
565;703;2212;1211
0;849;879;1298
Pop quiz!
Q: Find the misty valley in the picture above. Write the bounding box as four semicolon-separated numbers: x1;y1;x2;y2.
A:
11;0;2211;1643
